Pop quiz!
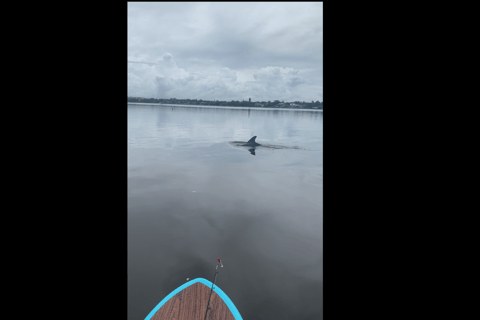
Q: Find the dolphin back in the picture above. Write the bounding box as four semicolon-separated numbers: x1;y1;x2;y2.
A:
237;136;260;147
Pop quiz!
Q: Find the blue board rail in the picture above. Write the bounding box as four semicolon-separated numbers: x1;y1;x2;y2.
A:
144;277;243;320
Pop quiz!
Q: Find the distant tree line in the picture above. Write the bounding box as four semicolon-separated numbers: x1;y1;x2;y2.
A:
127;97;322;109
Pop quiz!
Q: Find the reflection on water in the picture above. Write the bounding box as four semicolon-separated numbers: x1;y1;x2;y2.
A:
128;103;323;320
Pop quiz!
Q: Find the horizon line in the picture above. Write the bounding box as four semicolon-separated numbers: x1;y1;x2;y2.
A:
127;97;322;103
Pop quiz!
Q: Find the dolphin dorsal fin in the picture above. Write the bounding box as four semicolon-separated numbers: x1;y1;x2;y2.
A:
247;136;257;143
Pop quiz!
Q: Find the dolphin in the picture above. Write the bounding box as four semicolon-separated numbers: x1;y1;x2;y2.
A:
240;136;261;147
229;135;302;156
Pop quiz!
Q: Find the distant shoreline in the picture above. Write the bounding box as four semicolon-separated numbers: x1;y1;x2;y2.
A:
127;102;323;111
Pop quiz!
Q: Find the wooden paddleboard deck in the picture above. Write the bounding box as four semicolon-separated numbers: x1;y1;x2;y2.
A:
144;278;243;320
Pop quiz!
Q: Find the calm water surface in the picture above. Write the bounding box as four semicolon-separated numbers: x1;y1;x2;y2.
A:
128;103;323;320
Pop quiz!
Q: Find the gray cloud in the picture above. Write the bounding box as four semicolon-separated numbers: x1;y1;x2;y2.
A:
128;61;158;66
128;3;322;101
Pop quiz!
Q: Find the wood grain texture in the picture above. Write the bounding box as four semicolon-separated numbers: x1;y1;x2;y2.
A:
150;282;236;320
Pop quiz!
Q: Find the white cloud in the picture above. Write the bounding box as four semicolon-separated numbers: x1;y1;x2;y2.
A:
128;53;312;101
253;66;305;89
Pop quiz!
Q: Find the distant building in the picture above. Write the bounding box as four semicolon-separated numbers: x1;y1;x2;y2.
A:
249;98;251;102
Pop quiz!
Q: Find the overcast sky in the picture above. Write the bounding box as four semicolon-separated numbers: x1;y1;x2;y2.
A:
128;2;323;102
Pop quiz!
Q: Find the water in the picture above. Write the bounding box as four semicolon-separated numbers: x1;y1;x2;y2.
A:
128;103;323;320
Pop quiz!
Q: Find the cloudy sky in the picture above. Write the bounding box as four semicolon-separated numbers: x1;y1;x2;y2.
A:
128;2;323;102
